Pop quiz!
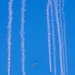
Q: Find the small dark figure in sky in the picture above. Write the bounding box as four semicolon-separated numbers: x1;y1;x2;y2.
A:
32;60;37;67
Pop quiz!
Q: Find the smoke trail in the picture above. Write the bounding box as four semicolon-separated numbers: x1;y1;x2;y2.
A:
58;0;66;75
53;0;64;75
20;0;26;75
46;0;52;72
61;0;68;74
7;0;13;75
50;1;56;75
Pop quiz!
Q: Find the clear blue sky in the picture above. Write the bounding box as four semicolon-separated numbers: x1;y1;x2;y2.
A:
0;0;75;75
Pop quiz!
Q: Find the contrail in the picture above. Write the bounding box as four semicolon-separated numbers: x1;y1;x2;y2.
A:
50;1;56;75
53;0;64;75
20;0;26;75
7;0;13;75
61;0;68;74
46;0;52;72
58;0;66;75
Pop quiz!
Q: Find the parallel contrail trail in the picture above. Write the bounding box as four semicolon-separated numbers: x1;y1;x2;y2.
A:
58;0;65;75
61;0;68;75
50;1;56;75
7;0;13;75
46;0;52;72
20;0;26;75
54;0;64;75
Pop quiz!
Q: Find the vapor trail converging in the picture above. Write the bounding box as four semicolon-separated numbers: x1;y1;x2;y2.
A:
46;0;52;72
7;0;13;75
50;1;56;75
54;0;64;75
61;0;68;74
58;0;66;75
20;0;26;75
46;0;68;75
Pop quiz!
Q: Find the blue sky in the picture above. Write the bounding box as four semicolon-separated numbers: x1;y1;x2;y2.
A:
0;0;75;75
65;0;75;75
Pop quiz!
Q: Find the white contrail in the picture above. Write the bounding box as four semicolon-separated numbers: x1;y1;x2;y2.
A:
46;0;52;72
50;1;56;75
20;0;26;75
58;0;66;75
53;0;64;75
7;0;13;75
61;0;68;75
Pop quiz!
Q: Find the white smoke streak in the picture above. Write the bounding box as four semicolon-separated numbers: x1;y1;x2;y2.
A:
7;0;13;75
20;0;26;75
58;0;65;75
46;0;52;72
62;0;68;75
50;1;56;75
53;0;64;75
